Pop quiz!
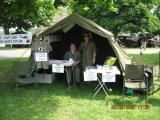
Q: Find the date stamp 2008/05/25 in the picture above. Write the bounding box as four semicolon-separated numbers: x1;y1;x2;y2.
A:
111;104;151;109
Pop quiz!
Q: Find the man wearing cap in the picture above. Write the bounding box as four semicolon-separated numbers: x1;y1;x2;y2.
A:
79;33;97;84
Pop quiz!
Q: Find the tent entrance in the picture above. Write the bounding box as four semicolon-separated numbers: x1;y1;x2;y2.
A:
49;25;118;66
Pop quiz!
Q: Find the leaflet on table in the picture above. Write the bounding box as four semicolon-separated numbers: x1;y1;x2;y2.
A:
97;65;120;75
83;71;97;81
103;65;113;72
35;52;48;61
85;69;98;73
102;72;116;82
63;61;73;66
97;65;103;73
52;64;64;73
49;60;73;66
112;66;121;75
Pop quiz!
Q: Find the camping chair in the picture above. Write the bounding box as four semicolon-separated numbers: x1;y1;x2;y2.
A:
12;60;38;96
123;64;149;102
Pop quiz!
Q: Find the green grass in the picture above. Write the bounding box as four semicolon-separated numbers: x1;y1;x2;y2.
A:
0;56;160;120
0;58;29;71
129;54;159;66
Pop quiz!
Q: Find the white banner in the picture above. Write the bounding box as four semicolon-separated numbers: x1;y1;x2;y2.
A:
35;53;48;61
84;71;97;81
52;64;64;73
0;34;32;45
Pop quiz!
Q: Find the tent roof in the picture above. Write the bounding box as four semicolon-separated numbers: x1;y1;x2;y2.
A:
41;14;131;71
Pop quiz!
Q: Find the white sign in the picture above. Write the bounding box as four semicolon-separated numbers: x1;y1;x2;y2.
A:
102;72;116;82
35;53;48;61
0;34;32;45
44;35;62;43
84;71;97;81
52;64;64;73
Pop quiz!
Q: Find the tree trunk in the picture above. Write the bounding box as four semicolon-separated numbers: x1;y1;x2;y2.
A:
3;26;11;47
4;27;10;35
0;0;5;12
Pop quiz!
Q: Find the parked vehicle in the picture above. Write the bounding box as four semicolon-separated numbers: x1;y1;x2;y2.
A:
118;35;138;48
118;33;159;48
150;35;160;48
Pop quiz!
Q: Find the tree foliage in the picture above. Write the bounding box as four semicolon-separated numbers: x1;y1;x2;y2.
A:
1;0;160;36
69;0;160;37
0;0;55;34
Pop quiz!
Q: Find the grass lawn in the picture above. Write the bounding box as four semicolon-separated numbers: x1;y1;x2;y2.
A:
0;56;160;120
129;54;159;66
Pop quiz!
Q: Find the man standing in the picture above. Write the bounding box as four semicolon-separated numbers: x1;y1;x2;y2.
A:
139;33;148;54
64;43;81;86
79;33;97;84
79;33;97;70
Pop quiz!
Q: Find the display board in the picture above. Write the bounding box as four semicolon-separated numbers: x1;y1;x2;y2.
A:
83;71;97;81
102;72;116;82
0;34;32;44
52;64;64;73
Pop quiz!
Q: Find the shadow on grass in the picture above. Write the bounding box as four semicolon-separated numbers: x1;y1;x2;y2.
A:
0;78;59;120
148;97;160;107
1;69;159;111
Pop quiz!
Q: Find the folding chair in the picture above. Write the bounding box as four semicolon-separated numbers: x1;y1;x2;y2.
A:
12;60;38;96
123;64;149;103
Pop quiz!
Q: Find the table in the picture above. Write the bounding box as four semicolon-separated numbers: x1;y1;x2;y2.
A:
95;66;120;97
93;73;109;97
84;65;121;97
49;60;74;89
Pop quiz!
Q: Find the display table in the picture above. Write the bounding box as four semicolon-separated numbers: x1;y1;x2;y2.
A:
49;60;74;89
49;60;73;66
84;65;121;97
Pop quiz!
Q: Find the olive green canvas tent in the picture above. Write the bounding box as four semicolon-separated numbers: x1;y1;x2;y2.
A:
40;14;131;72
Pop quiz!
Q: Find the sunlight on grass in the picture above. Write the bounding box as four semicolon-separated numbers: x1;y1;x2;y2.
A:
129;54;159;66
0;55;160;120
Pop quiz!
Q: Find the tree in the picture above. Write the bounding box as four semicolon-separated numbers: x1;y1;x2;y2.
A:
0;0;55;34
153;5;160;34
70;0;160;37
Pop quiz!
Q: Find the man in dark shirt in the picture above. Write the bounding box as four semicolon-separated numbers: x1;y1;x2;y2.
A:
64;43;81;86
139;33;148;50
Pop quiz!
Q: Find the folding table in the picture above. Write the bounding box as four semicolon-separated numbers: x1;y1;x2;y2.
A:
49;60;73;90
93;66;121;97
93;73;109;97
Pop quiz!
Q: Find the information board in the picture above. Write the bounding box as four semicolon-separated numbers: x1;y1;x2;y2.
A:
35;53;48;61
0;34;32;45
102;72;116;82
52;64;64;73
84;71;97;81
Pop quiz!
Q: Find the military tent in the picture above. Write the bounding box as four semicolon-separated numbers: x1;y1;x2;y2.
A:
40;14;131;72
